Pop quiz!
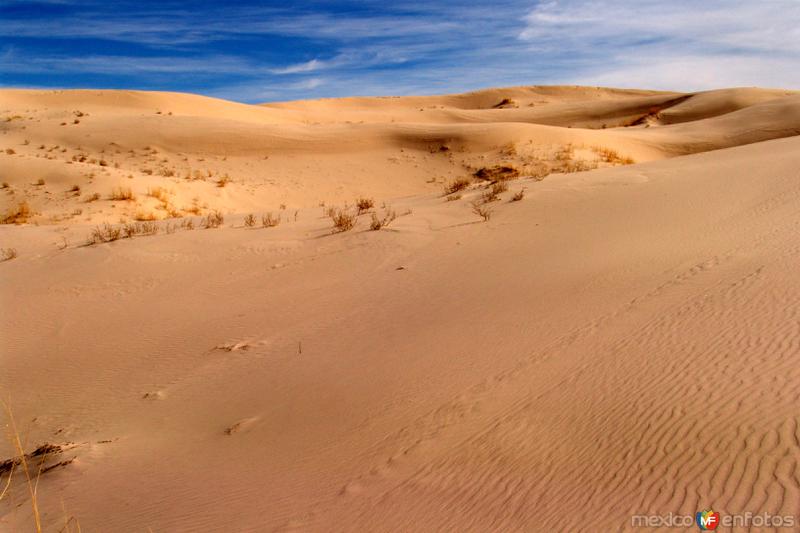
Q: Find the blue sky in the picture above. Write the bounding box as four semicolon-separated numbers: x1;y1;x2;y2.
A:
1;0;799;103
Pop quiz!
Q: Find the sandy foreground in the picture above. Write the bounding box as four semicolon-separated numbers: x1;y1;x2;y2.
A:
1;86;800;531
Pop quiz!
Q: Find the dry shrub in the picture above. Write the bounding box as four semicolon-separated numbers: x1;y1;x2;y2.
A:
1;182;9;189
510;189;525;202
2;202;32;224
146;187;168;201
203;211;224;228
244;213;256;227
444;177;471;195
445;193;462;202
1;248;17;261
5;149;15;155
594;147;635;165
85;193;101;202
216;174;232;187
330;208;355;233
369;208;397;231
474;165;519;183
355;197;374;214
482;181;508;203
89;223;121;244
470;201;493;221
493;98;517;108
68;184;81;194
134;210;157;221
109;187;135;201
261;212;280;228
555;144;575;161
158;168;175;177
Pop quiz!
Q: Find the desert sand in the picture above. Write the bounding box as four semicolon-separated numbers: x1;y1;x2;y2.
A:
1;85;799;531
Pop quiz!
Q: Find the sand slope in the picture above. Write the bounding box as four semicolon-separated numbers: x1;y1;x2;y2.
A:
1;86;800;531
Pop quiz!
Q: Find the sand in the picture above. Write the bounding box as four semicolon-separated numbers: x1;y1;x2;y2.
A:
1;85;799;531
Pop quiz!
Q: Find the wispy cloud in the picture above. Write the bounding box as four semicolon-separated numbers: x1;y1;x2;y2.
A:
1;1;798;101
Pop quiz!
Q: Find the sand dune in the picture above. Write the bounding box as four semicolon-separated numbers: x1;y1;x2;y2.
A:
1;85;799;531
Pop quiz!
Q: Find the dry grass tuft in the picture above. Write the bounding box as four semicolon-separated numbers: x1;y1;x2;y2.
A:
216;174;232;188
445;193;462;202
510;189;525;202
594;147;635;165
369;208;397;231
481;181;508;203
203;211;224;228
89;223;122;244
1;248;17;261
355;197;375;214
2;202;32;224
146;187;168;201
444;177;471;195
244;213;256;227
330;208;356;233
109;186;135;201
261;212;280;228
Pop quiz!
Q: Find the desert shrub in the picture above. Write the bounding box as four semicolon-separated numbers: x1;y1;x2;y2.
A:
109;187;135;201
444;177;471;195
482;181;508;203
1;182;9;189
69;184;81;194
244;214;256;227
85;193;101;202
330;208;355;233
261;212;280;227
471;201;493;221
203;211;224;228
355;197;374;214
2;202;32;224
89;223;121;244
134;211;157;221
216;174;231;188
510;189;525;202
445;193;462;202
369;209;397;231
34;178;45;186
474;165;519;182
5;149;15;155
146;187;168;201
1;248;17;261
594;147;635;165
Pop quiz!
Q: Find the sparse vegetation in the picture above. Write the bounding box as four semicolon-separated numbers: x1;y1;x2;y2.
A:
261;212;280;227
89;223;122;244
482;181;508;203
474;165;519;183
2;202;32;224
4;149;15;155
355;197;374;214
330;208;356;233
369;208;397;230
109;187;135;201
216;174;232;187
471;201;493;221
34;178;45;186
444;177;471;195
594;146;635;165
1;248;17;261
511;189;525;202
244;213;256;227
85;193;101;202
445;193;462;202
203;211;224;228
